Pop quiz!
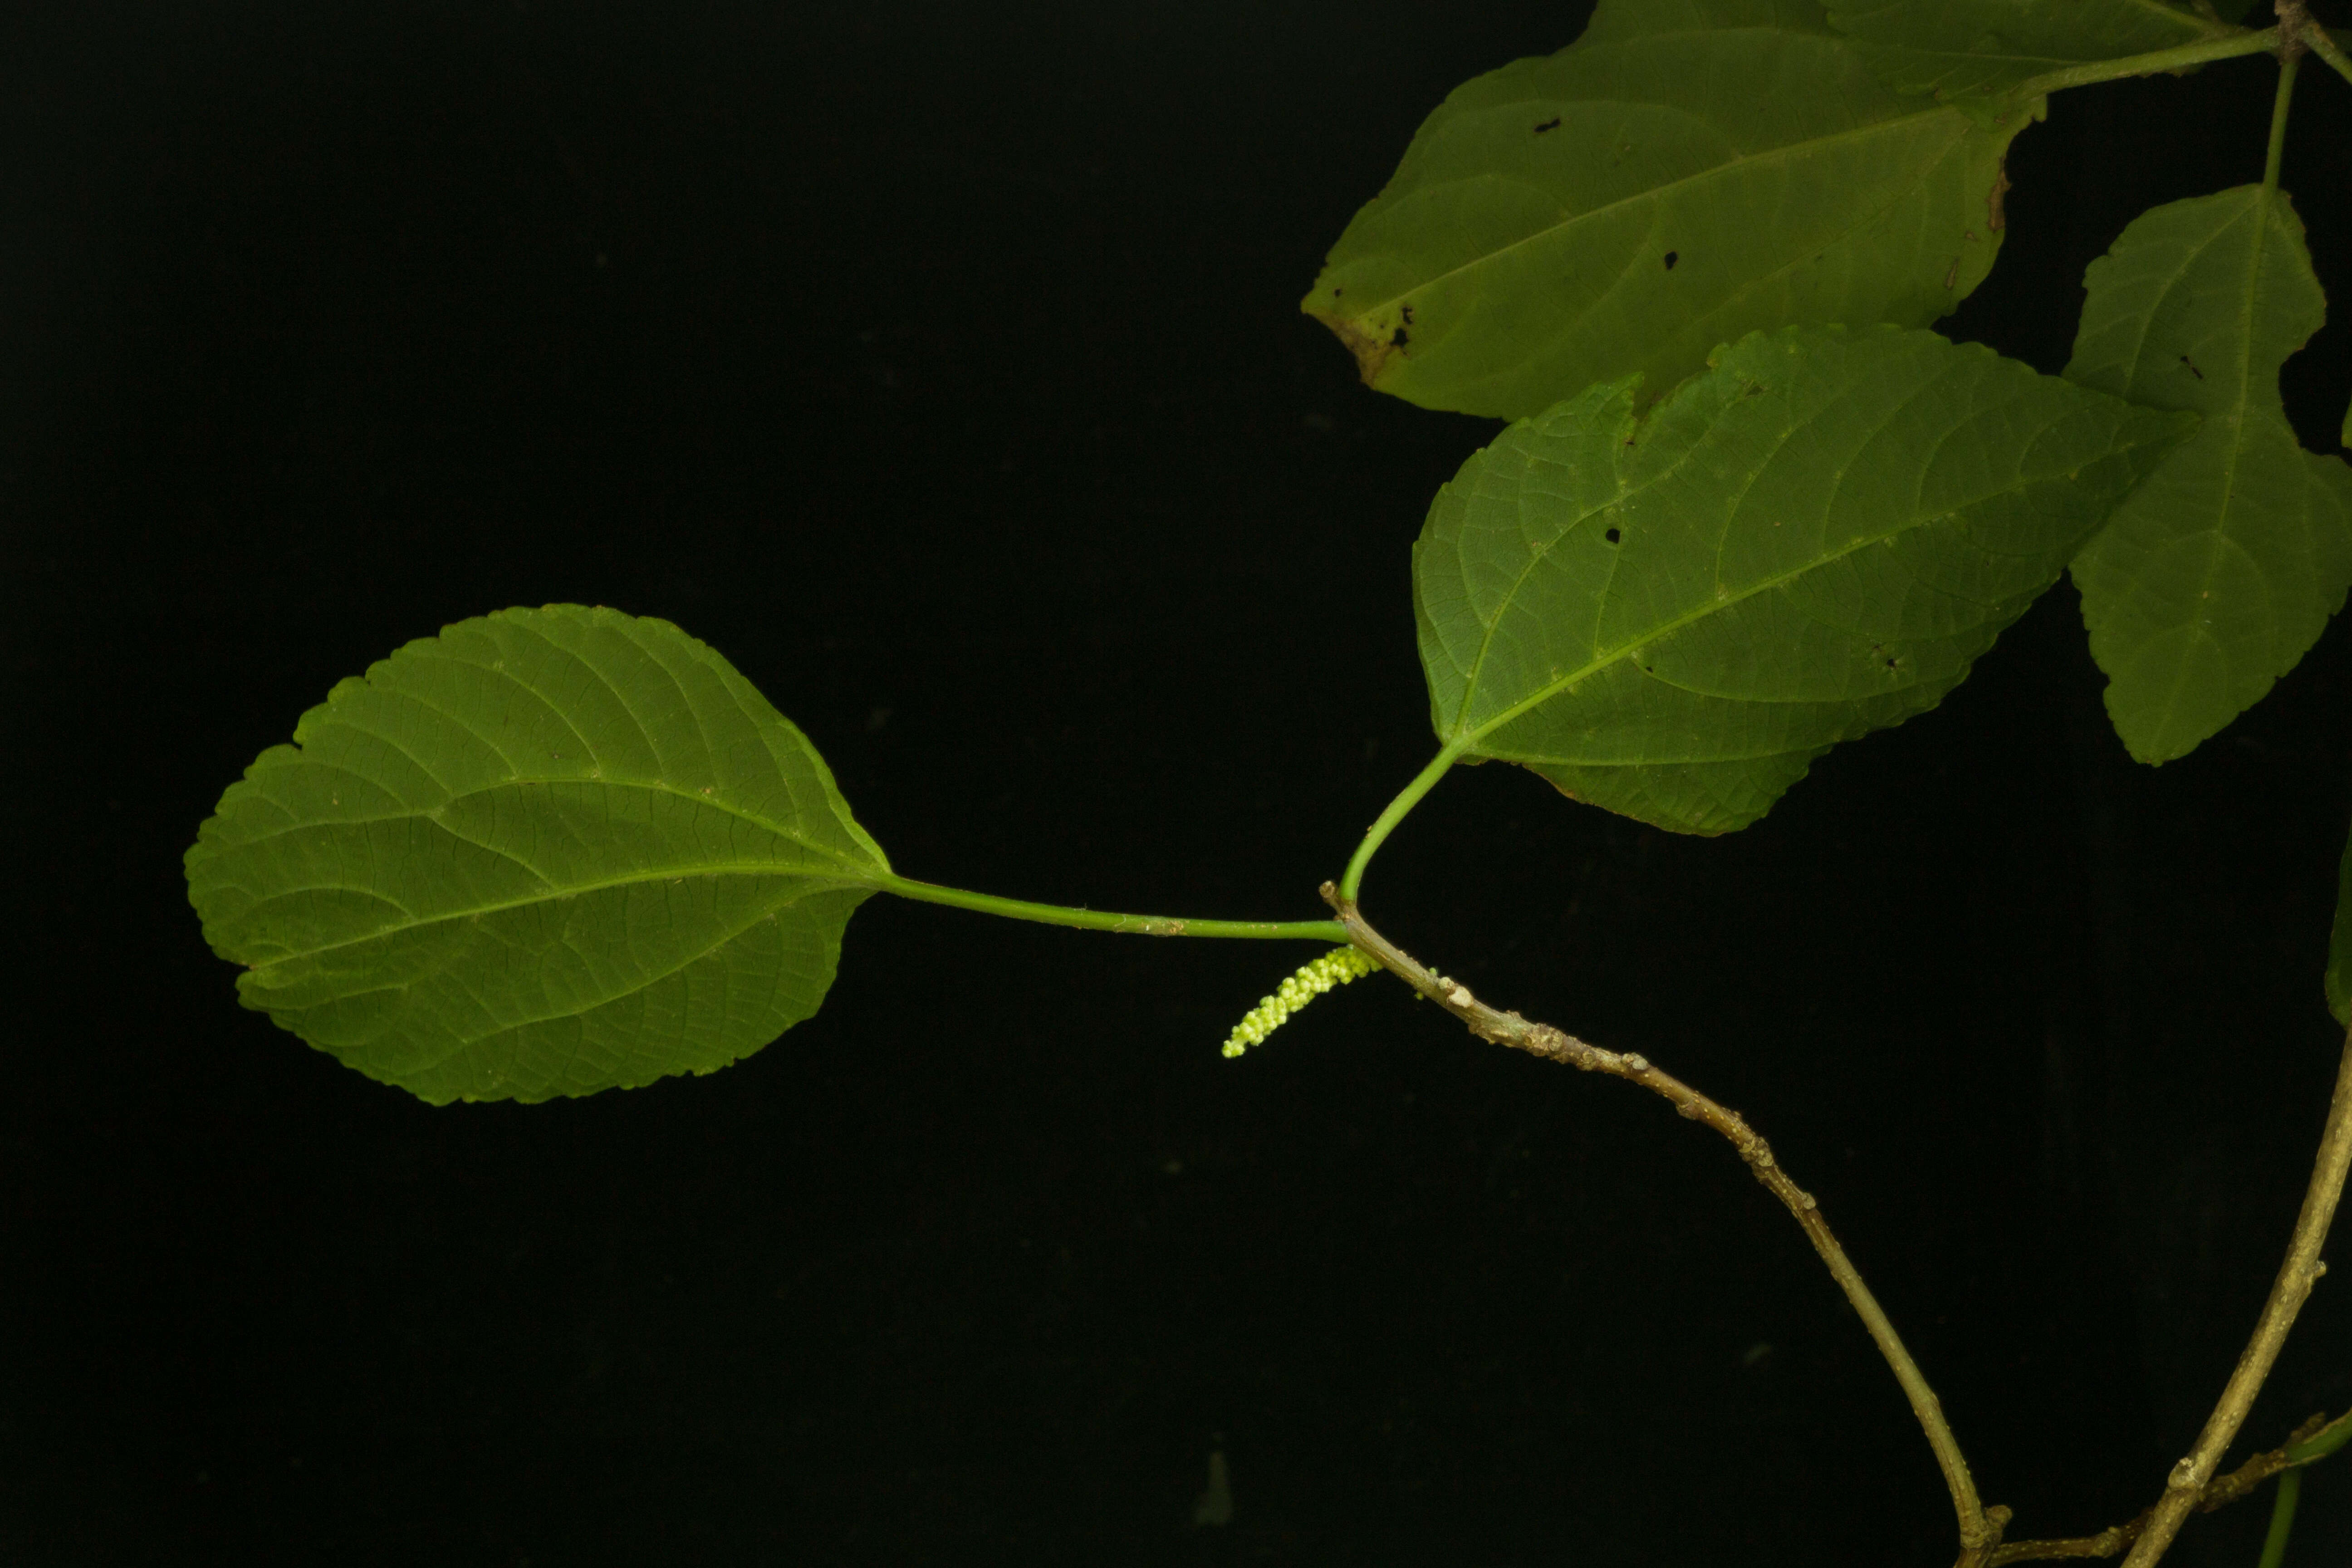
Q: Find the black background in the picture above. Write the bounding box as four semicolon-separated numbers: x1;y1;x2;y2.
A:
9;3;2352;1563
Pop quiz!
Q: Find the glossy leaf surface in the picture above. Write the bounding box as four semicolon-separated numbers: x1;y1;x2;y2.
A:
1302;0;2029;420
2064;187;2352;764
1415;326;2189;833
1824;0;2222;99
186;606;889;1104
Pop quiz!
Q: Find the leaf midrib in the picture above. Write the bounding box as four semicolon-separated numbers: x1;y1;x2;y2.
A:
223;774;879;876
1343;48;1972;318
2109;188;2278;737
1446;384;1982;750
241;859;872;975
230;775;886;974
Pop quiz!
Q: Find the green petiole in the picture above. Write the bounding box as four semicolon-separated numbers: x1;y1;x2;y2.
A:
877;873;1346;942
2253;1466;2300;1568
2264;42;2301;195
1338;740;1465;905
2008;26;2282;100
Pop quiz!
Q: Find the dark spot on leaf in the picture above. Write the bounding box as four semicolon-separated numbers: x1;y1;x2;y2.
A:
1885;658;1898;670
1663;251;1678;270
1390;325;1410;348
1534;116;1561;133
1331;285;1343;297
1400;304;1414;325
2180;354;2205;380
1605;527;1621;544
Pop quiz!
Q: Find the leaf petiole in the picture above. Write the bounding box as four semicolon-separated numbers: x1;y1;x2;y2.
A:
2264;38;2302;195
1337;740;1465;905
2304;20;2352;86
2007;26;2281;100
875;873;1346;942
2253;1467;2300;1568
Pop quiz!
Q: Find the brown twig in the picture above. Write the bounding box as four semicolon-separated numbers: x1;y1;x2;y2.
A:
2275;0;2312;63
1324;885;2004;1556
2113;1025;2352;1566
1990;1411;2344;1563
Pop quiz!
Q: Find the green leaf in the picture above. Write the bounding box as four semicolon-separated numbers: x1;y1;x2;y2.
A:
1824;0;2223;99
1301;0;2032;421
1414;325;2190;834
2063;187;2352;764
185;605;890;1104
2331;820;2352;1028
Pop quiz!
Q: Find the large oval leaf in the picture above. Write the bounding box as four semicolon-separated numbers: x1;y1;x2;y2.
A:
1301;0;2032;420
2063;187;2352;764
185;605;890;1104
1824;0;2226;100
1414;325;2190;833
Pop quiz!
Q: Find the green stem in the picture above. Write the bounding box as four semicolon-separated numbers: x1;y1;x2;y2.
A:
2009;27;2280;100
2253;1467;2300;1568
877;873;1346;941
2303;23;2352;87
1337;740;1465;905
2284;1409;2352;1462
2264;42;2302;194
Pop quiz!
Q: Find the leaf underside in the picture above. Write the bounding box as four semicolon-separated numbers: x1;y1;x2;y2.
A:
185;605;889;1104
1824;0;2221;99
2064;187;2352;764
1301;0;2029;420
1414;324;2190;834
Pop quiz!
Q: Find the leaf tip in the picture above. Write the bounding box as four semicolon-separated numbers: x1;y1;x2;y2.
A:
1306;304;1405;387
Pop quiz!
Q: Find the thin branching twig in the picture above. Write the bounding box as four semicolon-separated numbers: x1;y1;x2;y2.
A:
1327;886;2006;1555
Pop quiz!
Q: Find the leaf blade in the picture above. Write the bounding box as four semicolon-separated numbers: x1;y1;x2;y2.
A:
1824;0;2223;99
1302;0;2028;419
1414;325;2190;833
2064;187;2352;763
186;605;889;1104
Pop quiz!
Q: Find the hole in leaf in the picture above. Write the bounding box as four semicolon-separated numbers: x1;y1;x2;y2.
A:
1534;116;1561;133
1605;527;1622;544
1663;251;1678;270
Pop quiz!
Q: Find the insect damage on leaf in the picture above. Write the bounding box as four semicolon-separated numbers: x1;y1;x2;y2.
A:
1412;323;2190;834
1302;0;2029;419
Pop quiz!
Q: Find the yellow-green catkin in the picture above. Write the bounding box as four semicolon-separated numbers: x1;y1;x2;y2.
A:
1221;946;1381;1058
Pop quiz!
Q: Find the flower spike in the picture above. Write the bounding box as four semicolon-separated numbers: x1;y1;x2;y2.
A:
1221;946;1381;1058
